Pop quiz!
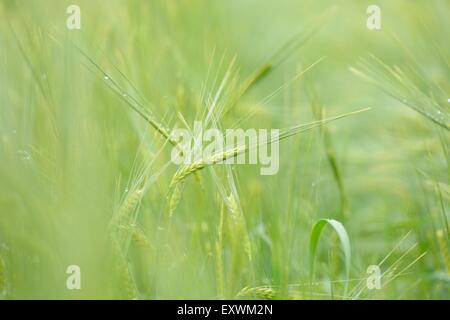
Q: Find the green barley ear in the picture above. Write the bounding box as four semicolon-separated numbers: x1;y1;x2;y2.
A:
225;193;252;262
110;188;143;229
119;224;153;251
170;162;207;188
119;189;143;217
168;180;185;218
237;285;306;299
170;109;369;185
225;193;239;222
237;286;277;300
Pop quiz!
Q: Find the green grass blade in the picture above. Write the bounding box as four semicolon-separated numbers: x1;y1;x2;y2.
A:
309;218;351;298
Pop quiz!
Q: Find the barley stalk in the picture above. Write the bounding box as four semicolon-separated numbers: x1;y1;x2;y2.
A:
215;204;225;298
0;254;6;295
112;238;139;299
436;229;450;274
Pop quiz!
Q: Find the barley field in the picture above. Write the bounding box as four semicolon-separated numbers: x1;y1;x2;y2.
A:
0;0;449;299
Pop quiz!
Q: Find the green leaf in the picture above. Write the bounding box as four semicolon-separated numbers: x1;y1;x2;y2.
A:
309;218;351;298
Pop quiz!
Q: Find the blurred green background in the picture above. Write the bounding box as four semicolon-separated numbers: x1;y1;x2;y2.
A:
0;0;448;299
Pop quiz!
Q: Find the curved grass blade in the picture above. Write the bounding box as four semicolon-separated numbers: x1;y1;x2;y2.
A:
309;218;351;298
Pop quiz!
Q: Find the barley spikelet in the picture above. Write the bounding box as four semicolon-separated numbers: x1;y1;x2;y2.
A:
226;193;252;262
436;229;450;274
226;193;239;222
169;180;185;217
120;189;143;218
237;285;304;299
170;146;242;186
171;162;207;186
119;224;153;250
210;146;241;164
244;237;252;262
110;189;143;229
237;286;276;300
